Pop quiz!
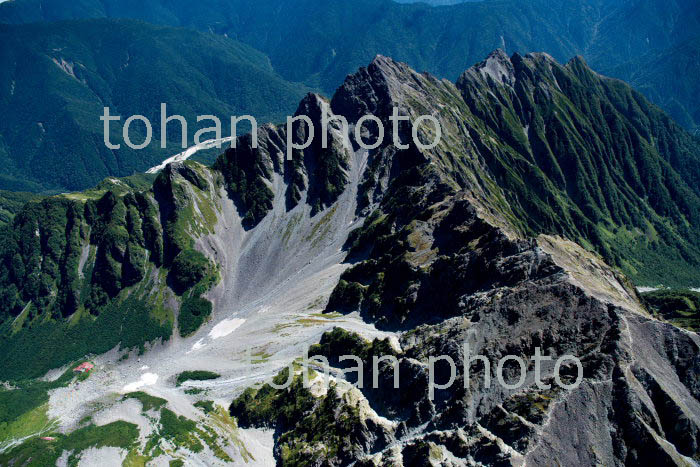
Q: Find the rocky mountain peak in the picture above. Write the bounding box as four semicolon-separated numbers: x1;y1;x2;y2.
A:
331;54;435;122
368;53;401;72
226;53;700;466
475;48;516;86
218;51;700;286
455;49;514;88
293;91;328;119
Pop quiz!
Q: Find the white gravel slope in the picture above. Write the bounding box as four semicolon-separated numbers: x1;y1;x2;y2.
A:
45;145;397;464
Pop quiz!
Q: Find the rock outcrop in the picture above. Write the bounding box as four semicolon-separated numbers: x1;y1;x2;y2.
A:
229;53;700;466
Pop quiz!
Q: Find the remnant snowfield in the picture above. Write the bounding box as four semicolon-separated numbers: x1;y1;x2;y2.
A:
42;145;397;464
209;318;246;339
122;373;159;392
73;446;126;466
188;339;205;353
146;136;233;173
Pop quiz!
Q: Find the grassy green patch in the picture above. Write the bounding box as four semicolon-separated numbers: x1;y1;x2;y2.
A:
176;370;221;387
170;250;211;294
179;296;213;337
230;368;314;429
170;251;218;337
0;366;80;443
158;408;203;453
123;449;150;467
123;391;167;412
208;405;254;462
642;288;700;331
0;421;139;466
194;400;215;414
252;350;272;364
0;403;55;450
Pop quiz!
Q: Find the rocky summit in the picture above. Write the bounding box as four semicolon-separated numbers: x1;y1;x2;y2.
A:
228;52;700;466
0;52;699;466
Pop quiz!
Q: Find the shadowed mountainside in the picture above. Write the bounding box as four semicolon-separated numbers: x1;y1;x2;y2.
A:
1;0;698;131
0;19;309;192
0;52;699;465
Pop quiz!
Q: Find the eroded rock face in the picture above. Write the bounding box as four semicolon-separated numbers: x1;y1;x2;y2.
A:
214;93;353;227
229;53;700;466
233;190;700;465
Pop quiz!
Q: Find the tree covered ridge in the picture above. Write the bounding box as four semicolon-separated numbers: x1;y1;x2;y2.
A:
0;162;219;379
0;18;310;192
453;51;700;285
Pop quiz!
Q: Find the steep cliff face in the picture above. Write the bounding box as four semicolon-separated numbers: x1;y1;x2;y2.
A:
1;52;699;465
227;55;700;465
458;51;700;286
457;51;700;266
260;192;700;464
214;93;352;227
234;232;700;465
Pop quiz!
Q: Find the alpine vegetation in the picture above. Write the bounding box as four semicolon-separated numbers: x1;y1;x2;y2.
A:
0;52;699;466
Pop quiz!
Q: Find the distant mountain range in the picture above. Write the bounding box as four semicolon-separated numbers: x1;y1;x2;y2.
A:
0;0;696;196
393;0;480;5
1;0;698;115
605;36;700;133
6;0;697;91
0;19;309;192
0;0;698;193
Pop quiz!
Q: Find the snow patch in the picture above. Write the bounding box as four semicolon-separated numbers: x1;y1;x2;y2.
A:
122;373;158;392
209;318;245;339
146;136;233;174
188;338;206;353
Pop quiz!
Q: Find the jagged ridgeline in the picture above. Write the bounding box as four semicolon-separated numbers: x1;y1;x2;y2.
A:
455;51;700;285
218;51;700;285
0;51;699;384
227;54;700;465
